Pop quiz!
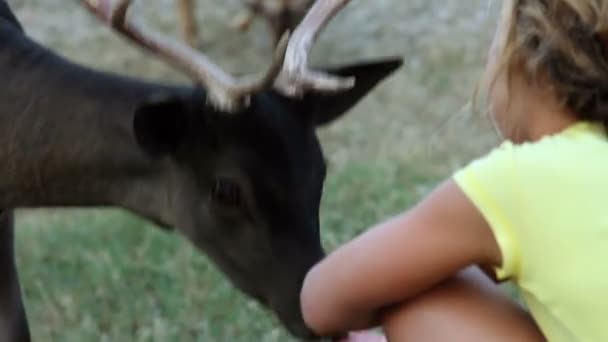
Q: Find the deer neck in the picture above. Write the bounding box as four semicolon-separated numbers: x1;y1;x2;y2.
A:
0;21;189;228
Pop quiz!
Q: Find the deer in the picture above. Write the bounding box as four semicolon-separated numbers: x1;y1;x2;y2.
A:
177;0;315;47
0;0;402;340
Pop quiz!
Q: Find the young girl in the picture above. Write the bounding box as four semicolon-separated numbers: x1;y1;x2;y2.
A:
301;0;608;341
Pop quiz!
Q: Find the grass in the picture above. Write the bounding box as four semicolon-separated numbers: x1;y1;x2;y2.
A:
5;0;517;340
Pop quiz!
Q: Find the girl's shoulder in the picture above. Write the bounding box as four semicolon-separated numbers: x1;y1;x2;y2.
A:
459;120;608;180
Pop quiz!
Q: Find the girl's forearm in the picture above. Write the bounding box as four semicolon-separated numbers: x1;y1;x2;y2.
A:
300;262;386;336
300;181;499;337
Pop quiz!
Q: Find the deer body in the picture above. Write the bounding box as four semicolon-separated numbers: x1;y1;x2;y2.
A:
0;0;402;340
177;0;315;46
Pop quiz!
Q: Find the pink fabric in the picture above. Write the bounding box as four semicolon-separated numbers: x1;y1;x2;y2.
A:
336;331;387;342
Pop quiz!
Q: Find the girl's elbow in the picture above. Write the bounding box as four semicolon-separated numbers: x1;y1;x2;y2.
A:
300;264;337;336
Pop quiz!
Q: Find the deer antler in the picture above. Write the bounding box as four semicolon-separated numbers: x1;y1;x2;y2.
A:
82;0;354;111
83;0;289;112
275;0;355;96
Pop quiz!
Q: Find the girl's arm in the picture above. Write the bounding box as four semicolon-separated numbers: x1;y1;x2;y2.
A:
300;179;503;336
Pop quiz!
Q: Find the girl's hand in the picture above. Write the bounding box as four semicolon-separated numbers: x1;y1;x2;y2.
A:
335;330;387;342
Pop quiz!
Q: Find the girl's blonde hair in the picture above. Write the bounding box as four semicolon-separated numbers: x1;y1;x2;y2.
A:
491;0;608;125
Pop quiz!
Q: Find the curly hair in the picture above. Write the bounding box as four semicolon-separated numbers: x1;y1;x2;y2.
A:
491;0;608;126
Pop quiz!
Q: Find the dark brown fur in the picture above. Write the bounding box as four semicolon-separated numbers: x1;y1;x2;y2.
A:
0;1;402;339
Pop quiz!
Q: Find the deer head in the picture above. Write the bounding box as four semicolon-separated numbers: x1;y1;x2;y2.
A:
82;0;402;338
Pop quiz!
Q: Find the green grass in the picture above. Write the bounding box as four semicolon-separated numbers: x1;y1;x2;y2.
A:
14;161;442;341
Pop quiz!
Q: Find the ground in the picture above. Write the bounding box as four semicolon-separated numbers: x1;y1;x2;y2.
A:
7;0;507;341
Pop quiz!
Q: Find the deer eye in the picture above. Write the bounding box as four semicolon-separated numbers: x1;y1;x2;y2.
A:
211;179;241;207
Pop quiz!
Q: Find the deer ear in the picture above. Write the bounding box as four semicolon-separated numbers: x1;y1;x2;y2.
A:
302;58;403;127
133;95;188;157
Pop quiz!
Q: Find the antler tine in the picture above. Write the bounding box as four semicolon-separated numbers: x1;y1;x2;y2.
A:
275;0;356;97
82;0;290;112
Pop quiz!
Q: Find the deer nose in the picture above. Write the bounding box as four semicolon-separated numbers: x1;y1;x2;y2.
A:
267;293;321;340
282;317;320;340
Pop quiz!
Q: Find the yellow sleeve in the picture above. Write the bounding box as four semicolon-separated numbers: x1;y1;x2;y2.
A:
453;141;521;281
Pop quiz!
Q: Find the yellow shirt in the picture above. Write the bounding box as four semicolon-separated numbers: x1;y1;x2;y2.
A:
453;121;608;342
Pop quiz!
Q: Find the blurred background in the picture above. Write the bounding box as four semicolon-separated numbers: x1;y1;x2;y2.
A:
7;0;504;341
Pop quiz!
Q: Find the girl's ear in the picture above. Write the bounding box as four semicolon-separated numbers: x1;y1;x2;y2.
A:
297;58;403;127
